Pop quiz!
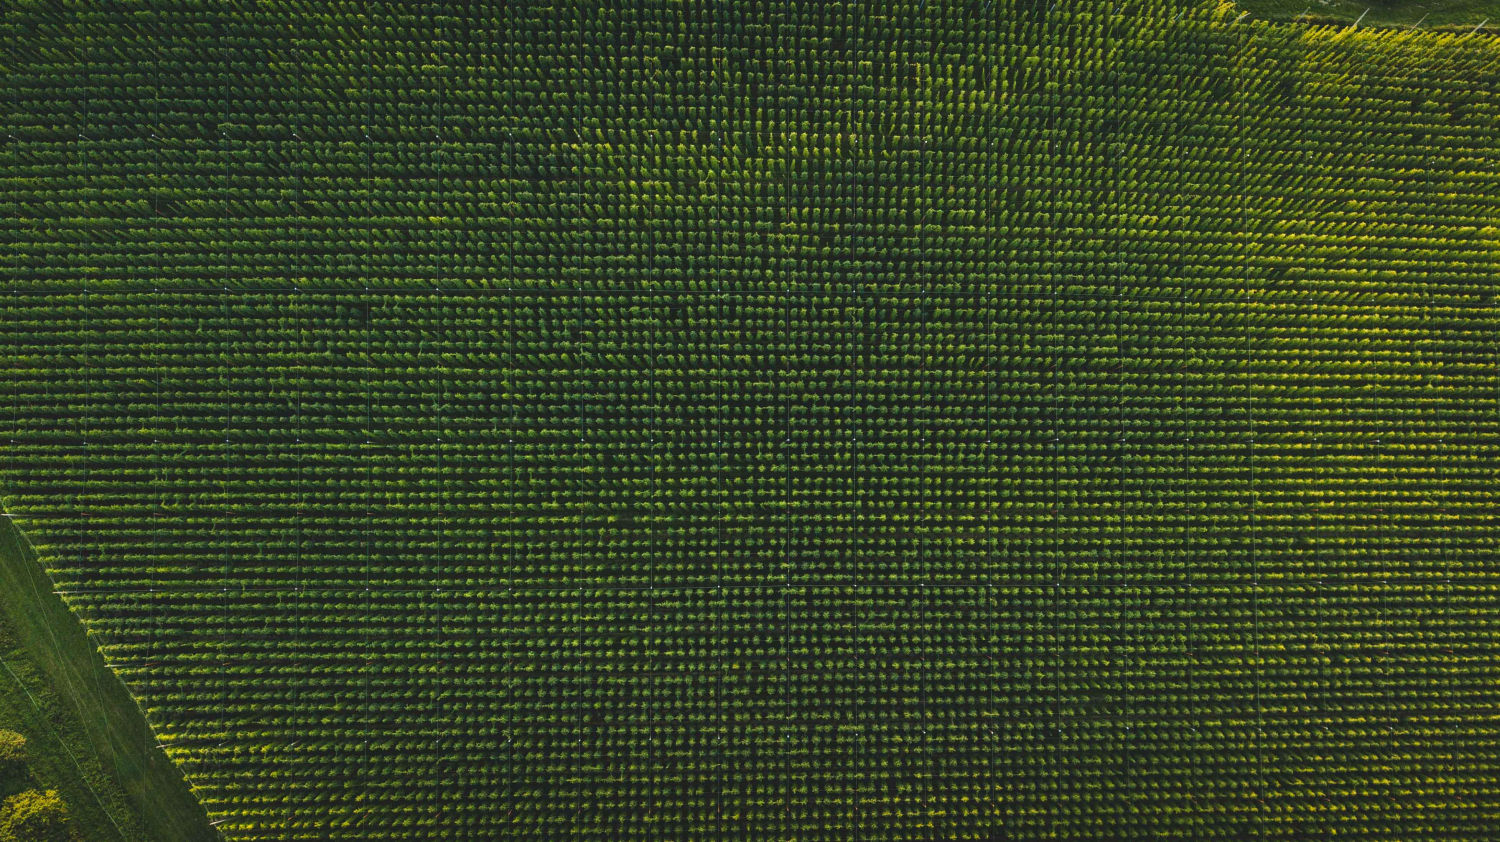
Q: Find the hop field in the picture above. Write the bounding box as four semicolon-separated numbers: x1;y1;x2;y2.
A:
3;0;1500;839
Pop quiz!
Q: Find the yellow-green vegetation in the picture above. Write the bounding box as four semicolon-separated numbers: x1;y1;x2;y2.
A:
0;788;76;842
1237;0;1500;28
0;732;22;772
0;728;90;842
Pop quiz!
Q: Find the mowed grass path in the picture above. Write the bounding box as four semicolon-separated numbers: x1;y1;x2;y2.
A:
0;513;218;842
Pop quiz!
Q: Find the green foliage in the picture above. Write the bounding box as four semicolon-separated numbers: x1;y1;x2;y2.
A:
0;732;24;797
0;790;77;842
0;0;1498;840
0;733;23;769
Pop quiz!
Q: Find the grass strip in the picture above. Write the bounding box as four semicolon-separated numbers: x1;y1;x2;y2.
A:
0;513;217;842
1236;0;1500;28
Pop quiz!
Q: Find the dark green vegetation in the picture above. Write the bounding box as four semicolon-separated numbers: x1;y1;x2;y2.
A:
3;0;1500;839
1238;0;1500;27
0;519;216;841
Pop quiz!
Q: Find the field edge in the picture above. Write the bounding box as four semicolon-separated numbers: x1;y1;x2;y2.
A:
0;510;220;842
